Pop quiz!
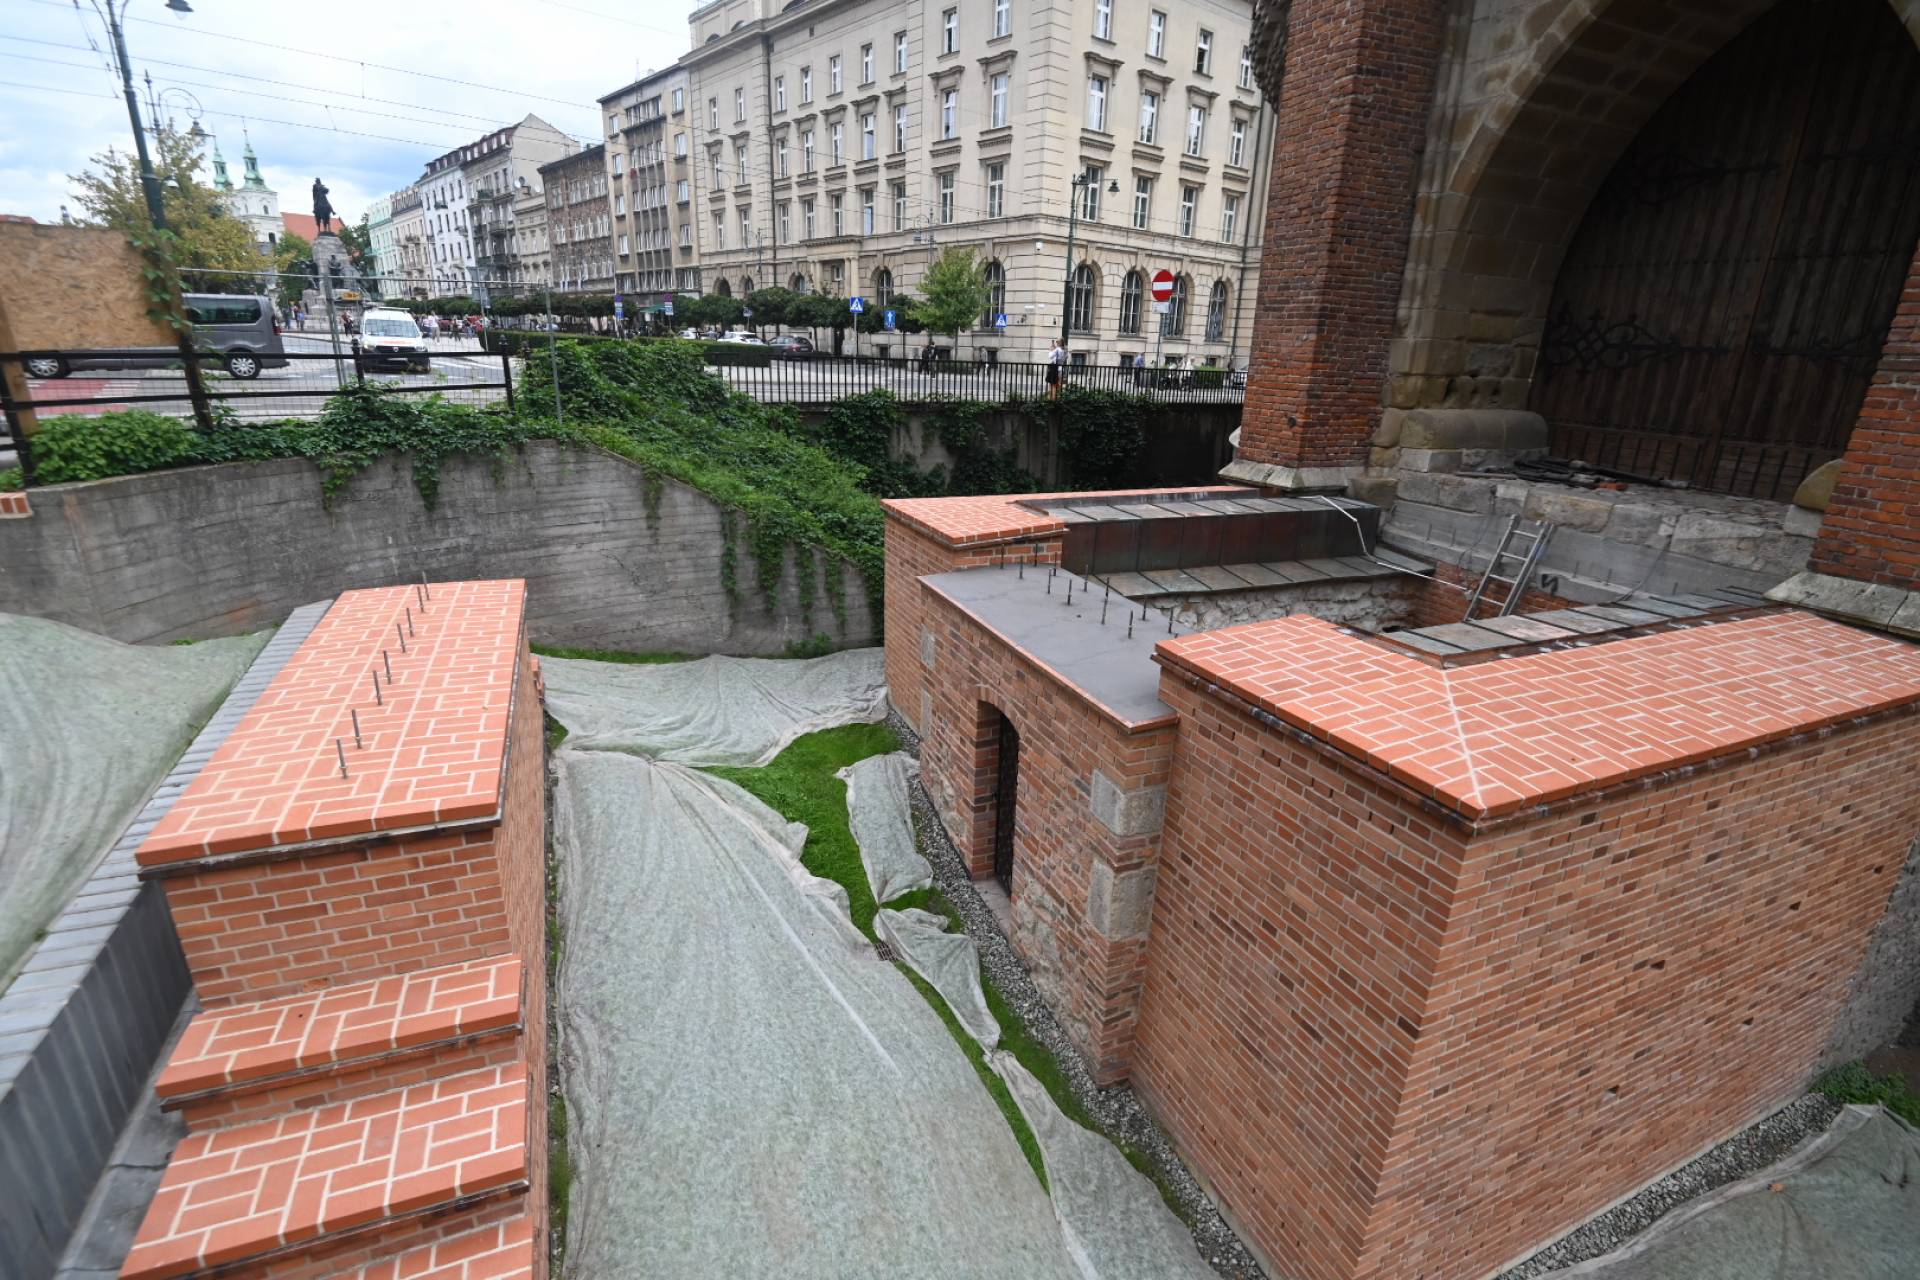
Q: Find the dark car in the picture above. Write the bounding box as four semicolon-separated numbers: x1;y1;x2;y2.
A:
768;334;815;361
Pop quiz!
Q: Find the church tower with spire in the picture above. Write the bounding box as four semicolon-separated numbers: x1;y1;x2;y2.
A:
212;129;282;255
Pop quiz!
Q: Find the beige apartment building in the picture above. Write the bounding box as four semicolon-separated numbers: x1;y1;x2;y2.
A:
600;65;698;311
541;144;618;294
676;0;1268;364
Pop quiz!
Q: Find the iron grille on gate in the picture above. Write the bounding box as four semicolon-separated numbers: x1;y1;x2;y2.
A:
1531;0;1920;500
992;712;1020;894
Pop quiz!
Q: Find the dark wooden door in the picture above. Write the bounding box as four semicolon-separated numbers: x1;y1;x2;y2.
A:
1532;0;1920;499
992;711;1019;893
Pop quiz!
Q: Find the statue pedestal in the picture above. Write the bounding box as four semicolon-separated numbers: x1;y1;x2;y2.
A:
302;234;369;321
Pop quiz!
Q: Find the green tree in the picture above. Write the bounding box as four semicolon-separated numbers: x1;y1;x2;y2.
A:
745;286;798;330
911;247;987;340
67;126;264;290
271;231;312;308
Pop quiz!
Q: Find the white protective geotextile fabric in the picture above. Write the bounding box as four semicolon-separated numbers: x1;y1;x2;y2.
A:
874;905;1216;1280
839;752;933;904
994;1052;1221;1280
875;907;999;1049
552;749;1085;1280
541;648;886;765
1541;1105;1920;1280
0;615;266;978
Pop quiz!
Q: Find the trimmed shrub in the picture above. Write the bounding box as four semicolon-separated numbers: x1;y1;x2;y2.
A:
28;410;201;484
703;343;774;367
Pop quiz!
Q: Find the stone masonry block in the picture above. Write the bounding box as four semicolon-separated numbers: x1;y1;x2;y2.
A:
1396;472;1497;514
919;688;933;743
1086;861;1159;942
1395;408;1549;452
920;628;936;669
1089;769;1167;838
1521;488;1616;533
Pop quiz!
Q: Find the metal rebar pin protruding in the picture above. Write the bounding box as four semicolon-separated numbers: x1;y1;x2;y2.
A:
1018;555;1025;580
405;605;415;638
351;707;364;749
396;622;408;655
1065;578;1073;605
420;571;431;601
1167;609;1175;634
382;649;394;682
371;669;383;706
1127;610;1134;639
1046;571;1053;595
336;738;349;779
415;583;428;613
1101;594;1109;624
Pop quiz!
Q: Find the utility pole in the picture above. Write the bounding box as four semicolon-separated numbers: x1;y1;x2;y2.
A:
102;0;215;429
1061;171;1118;351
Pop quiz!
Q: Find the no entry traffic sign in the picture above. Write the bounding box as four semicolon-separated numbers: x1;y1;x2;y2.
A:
1150;269;1175;303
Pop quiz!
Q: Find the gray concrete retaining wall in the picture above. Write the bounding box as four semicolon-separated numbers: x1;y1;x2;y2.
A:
0;441;877;653
0;604;327;1279
1823;834;1920;1071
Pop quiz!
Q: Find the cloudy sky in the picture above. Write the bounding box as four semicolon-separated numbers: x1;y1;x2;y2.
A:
0;0;696;224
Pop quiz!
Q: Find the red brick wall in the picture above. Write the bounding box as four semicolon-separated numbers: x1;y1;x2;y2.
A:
1237;0;1448;473
882;518;1060;727
918;588;1174;1083
1810;238;1920;589
496;642;549;1279
179;1036;522;1131
1132;669;1920;1280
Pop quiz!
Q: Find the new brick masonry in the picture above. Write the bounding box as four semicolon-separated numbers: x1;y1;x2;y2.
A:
122;581;546;1280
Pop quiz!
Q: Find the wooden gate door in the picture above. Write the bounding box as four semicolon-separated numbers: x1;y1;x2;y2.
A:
992;711;1019;893
1532;0;1920;499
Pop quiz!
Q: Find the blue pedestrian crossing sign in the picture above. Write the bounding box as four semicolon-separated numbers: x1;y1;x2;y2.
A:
994;312;1009;329
613;297;624;320
883;309;897;330
849;295;866;313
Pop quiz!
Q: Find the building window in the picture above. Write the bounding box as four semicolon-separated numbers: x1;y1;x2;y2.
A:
1221;192;1240;242
1069;262;1096;332
677;178;690;202
830;192;844;235
680;224;691;246
735;87;746;121
614;192;626;215
1094;0;1112;40
1132;175;1151;229
1195;29;1213;75
1087;75;1109;131
894;102;909;152
715;277;732;298
893;181;908;229
777;137;789;177
1179;185;1196;236
708;97;719;129
802;198;816;238
862;113;877;160
831;121;844;165
875;267;894;302
618;232;629;254
991;73;1009;128
735;142;749;182
612;151;625;178
801;66;813;103
1162;274;1188;335
986;162;1005;217
675;132;687;157
1186;105;1208;156
1206;279;1228;340
938;171;955;223
803;130;816;170
778;202;791;243
774;76;786;111
1230;117;1247;167
713;209;725;248
1139;90;1159;144
895;30;909;73
1080;166;1105;220
830;262;846;294
1240;45;1256;90
1118;269;1143;333
1148;9;1166;58
739;208;750;244
830;55;843;95
982;259;1005;327
942;88;958;139
994;0;1010;38
943;8;958;53
712;152;725;188
673;87;685;112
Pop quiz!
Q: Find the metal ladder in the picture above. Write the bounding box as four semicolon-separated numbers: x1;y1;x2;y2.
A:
1466;517;1555;619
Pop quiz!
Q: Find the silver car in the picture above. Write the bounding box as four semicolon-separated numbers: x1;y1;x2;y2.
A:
23;294;290;381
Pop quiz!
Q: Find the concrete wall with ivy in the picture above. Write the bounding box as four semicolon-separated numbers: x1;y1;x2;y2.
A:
0;441;876;654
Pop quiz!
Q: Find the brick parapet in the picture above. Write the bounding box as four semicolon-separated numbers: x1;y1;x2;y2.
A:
1235;0;1448;474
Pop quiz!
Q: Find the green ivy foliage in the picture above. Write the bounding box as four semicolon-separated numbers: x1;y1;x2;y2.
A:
1015;385;1150;489
26;410;202;484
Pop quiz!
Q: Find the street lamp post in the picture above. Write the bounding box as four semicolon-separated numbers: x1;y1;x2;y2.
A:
98;0;214;428
1060;171;1120;350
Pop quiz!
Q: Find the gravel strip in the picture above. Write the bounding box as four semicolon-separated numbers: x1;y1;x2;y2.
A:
886;712;1848;1280
1493;1092;1843;1277
887;709;1267;1280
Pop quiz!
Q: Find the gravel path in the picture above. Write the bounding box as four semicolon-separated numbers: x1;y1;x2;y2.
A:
887;710;1269;1280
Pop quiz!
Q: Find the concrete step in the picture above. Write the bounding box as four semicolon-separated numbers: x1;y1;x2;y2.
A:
121;1064;530;1280
155;955;522;1132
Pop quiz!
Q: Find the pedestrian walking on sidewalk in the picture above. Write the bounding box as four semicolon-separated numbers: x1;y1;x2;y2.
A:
1046;339;1067;401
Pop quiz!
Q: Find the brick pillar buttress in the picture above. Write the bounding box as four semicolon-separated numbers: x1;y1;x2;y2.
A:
1223;0;1448;492
1772;236;1920;636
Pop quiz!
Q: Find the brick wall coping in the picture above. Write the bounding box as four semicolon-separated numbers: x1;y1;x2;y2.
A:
925;567;1178;731
353;1216;536;1280
882;486;1248;548
1155;610;1920;820
136;581;527;866
122;1064;529;1280
156;954;522;1102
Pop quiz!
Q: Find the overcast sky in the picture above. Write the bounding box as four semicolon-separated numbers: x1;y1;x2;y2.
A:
0;0;696;225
